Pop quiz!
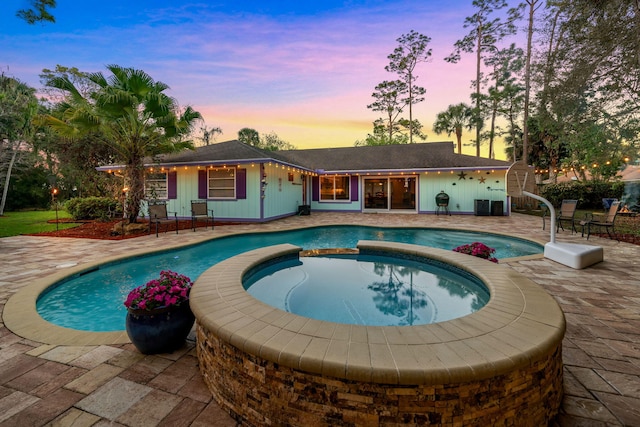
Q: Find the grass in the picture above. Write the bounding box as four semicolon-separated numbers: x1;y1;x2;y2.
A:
0;210;78;238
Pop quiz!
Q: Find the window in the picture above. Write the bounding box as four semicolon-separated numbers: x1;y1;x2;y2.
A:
208;168;236;198
320;176;350;201
145;172;168;199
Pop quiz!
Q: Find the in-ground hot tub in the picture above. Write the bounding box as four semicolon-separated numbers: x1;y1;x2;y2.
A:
243;248;491;327
190;241;565;426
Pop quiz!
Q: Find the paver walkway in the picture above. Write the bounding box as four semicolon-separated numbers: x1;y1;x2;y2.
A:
0;212;638;426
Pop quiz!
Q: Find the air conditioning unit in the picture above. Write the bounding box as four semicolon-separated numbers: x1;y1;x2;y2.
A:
491;200;504;216
474;199;490;216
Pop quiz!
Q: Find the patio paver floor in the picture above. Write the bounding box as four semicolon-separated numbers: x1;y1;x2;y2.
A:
0;212;638;426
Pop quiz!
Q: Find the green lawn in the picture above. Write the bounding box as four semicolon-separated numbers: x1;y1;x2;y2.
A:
0;210;78;238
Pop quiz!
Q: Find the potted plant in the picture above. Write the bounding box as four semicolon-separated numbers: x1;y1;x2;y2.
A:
124;270;195;354
453;242;498;263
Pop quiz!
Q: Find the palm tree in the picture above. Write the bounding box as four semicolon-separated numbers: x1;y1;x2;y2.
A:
432;103;474;154
44;65;202;223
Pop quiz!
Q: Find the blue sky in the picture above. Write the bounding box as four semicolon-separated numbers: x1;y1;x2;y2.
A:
1;0;516;156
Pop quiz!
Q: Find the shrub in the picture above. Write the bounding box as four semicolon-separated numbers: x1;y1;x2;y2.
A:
65;197;120;220
540;181;625;209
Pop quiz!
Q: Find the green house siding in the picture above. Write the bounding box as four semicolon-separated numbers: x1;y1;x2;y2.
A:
418;171;506;213
262;165;306;219
209;166;261;220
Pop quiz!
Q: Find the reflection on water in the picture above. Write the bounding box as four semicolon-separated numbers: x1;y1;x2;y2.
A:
245;254;490;326
367;262;428;326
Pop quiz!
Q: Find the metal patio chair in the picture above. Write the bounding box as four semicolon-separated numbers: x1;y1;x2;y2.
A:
190;200;214;231
147;201;178;237
556;199;579;233
582;200;621;240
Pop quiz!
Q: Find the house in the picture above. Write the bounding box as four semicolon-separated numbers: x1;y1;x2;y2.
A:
98;140;514;222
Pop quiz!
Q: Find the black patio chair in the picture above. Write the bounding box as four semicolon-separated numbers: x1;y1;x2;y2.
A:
148;201;178;237
556;199;579;233
582;200;621;240
190;200;214;231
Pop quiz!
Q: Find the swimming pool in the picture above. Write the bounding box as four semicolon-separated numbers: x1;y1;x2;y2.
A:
36;225;542;332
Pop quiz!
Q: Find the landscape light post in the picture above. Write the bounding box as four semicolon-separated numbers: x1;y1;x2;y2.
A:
51;188;59;231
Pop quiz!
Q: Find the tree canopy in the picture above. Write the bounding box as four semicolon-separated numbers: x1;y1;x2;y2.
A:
385;30;432;144
361;30;431;146
43;65;202;222
446;0;523;157
238;128;296;151
433;103;475;155
16;0;56;24
530;0;639;181
0;74;39;215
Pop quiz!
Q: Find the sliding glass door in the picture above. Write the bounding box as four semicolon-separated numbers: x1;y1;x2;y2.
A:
364;179;388;209
364;177;416;211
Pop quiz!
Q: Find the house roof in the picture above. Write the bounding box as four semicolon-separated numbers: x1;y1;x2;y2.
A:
618;165;640;182
151;140;290;165
278;141;512;172
97;139;513;173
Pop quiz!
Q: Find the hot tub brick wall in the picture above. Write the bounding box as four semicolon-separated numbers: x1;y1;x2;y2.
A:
196;324;563;426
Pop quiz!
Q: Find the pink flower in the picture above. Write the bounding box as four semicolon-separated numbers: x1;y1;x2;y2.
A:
453;242;498;263
123;270;193;311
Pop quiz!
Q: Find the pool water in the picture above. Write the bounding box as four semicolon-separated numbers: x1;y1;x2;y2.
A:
36;225;541;331
244;253;490;326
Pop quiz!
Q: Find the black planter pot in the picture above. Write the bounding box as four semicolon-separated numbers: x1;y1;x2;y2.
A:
126;302;195;354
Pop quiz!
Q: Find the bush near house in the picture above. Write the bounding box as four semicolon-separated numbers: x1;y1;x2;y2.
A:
541;181;625;209
65;197;120;220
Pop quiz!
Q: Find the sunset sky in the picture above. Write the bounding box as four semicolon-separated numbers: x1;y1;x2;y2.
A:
1;0;523;158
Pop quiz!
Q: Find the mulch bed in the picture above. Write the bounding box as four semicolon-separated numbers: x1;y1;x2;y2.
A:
28;219;214;240
604;234;640;245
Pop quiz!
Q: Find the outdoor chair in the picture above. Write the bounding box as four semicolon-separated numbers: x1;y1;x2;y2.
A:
540;204;550;230
147;201;178;237
191;200;214;231
556;199;579;233
582;200;621;240
602;198;618;211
